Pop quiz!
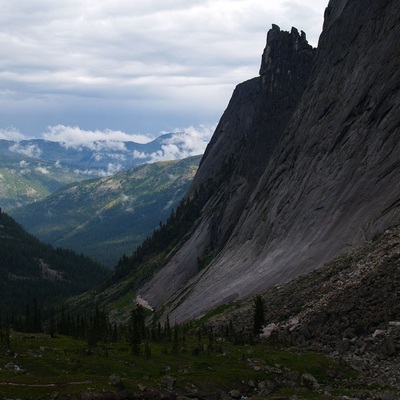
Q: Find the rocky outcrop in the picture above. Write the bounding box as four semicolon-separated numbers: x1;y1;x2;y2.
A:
138;25;316;311
136;0;400;323
205;225;400;389
85;0;397;332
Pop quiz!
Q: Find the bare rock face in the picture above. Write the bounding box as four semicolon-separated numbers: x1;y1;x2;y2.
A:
138;25;316;311
194;24;315;192
139;0;400;322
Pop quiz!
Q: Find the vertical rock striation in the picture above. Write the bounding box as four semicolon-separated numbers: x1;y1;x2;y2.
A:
139;0;400;323
138;26;316;312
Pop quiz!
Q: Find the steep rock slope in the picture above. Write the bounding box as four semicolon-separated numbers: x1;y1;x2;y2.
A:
136;26;316;311
139;0;400;322
205;225;400;389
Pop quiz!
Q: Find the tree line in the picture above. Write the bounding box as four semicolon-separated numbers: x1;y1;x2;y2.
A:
1;295;267;358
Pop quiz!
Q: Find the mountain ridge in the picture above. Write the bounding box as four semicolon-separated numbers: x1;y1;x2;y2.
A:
0;130;208;210
137;0;400;322
11;156;201;267
131;25;317;313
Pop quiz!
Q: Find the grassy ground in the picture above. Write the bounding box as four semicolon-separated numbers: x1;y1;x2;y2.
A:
0;333;380;399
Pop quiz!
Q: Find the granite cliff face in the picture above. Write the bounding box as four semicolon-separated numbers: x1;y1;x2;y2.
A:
128;0;400;323
136;25;316;312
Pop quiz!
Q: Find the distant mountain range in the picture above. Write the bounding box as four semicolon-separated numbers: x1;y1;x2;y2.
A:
11;156;201;267
0;131;206;210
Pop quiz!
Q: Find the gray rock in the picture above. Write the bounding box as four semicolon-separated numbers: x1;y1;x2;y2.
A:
137;23;316;318
140;0;400;325
301;373;320;390
229;390;241;399
161;375;176;390
260;323;277;339
379;339;397;357
108;373;123;388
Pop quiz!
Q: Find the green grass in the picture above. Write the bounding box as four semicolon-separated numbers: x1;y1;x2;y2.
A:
0;332;375;399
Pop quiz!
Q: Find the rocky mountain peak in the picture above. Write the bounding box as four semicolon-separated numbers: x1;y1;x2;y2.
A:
135;26;317;316
96;0;399;326
192;24;315;192
323;0;349;30
259;24;315;92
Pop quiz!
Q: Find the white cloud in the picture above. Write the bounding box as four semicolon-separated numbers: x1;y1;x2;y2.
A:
150;125;215;162
42;125;153;148
38;123;214;164
73;162;123;177
35;166;49;174
130;124;215;162
93;153;103;162
9;143;42;158
121;193;136;213
0;127;26;141
106;162;123;175
132;150;148;159
0;0;326;136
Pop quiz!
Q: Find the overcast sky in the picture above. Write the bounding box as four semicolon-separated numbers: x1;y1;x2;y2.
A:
0;0;326;146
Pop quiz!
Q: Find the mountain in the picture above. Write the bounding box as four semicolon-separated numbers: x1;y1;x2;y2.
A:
0;131;208;209
0;209;108;317
10;156;201;267
0;141;86;209
142;0;399;322
204;225;400;386
87;0;399;324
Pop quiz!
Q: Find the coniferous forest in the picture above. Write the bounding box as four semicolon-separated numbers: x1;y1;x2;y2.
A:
0;208;108;317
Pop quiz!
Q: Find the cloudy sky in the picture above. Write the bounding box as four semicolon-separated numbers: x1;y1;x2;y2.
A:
0;0;326;147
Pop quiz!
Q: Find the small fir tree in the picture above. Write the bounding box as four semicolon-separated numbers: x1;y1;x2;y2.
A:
253;295;265;335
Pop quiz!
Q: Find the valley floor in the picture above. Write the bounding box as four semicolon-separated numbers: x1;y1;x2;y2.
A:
0;332;398;400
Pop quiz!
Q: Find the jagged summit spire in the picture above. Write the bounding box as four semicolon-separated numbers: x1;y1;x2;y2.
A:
259;24;315;92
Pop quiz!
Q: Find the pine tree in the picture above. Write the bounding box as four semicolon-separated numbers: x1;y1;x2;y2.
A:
33;298;42;333
208;326;215;353
1;319;11;351
111;324;118;342
130;305;146;355
25;304;32;332
172;325;179;354
165;314;171;341
253;295;265;335
59;304;67;335
87;304;110;349
144;340;152;359
48;308;56;338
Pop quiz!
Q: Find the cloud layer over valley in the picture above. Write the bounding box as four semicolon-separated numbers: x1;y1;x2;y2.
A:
3;124;215;178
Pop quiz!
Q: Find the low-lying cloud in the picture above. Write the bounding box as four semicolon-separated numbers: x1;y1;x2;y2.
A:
9;143;42;159
41;124;215;163
43;125;152;148
131;125;216;162
3;124;214;178
35;166;49;175
0;127;27;141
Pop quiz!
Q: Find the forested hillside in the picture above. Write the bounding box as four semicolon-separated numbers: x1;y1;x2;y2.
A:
0;209;107;317
11;156;201;266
